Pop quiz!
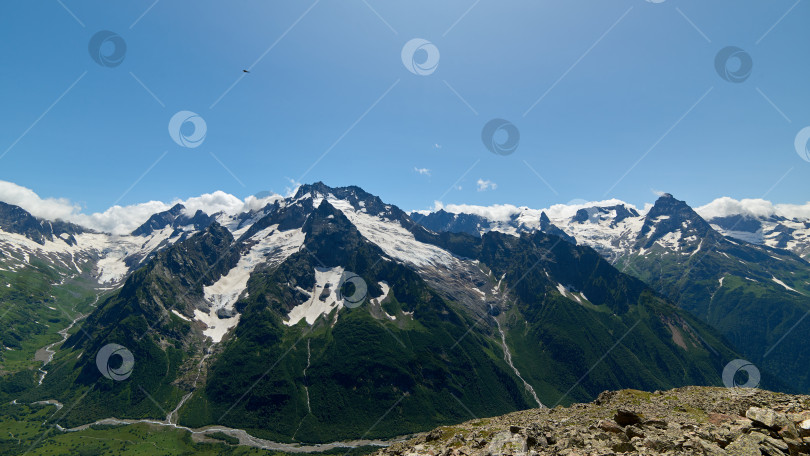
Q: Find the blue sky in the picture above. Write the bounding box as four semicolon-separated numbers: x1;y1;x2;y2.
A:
1;0;808;215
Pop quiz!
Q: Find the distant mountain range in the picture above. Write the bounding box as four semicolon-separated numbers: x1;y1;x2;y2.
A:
0;183;806;445
414;195;810;263
416;193;810;392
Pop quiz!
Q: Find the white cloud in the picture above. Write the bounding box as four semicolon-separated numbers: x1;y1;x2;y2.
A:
181;191;245;216
0;180;176;235
476;179;497;192
0;181;79;221
242;193;284;213
696;197;810;221
0;180;283;235
777;203;810;221
284;178;302;198
434;144;442;149
441;203;521;221
414;167;431;176
180;191;283;218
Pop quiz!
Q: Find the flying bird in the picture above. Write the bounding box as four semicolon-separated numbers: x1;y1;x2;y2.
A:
243;69;250;73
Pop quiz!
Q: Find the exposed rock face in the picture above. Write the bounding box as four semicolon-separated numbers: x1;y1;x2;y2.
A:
375;387;810;456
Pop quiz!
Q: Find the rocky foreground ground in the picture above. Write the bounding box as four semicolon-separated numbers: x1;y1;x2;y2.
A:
374;387;810;456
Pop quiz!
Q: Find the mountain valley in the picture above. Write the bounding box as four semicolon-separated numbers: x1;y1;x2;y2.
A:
0;183;807;455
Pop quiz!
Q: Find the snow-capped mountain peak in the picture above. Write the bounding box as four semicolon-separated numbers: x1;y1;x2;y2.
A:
131;203;215;237
635;193;717;254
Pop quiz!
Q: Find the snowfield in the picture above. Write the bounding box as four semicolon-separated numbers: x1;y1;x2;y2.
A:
327;197;460;270
285;266;346;326
204;226;304;311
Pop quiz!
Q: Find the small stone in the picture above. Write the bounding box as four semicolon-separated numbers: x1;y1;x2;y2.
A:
762;436;788;451
728;419;753;439
746;407;787;429
749;427;771;437
789;411;810;424
782;436;804;451
642;419;668;429
726;433;766;456
594;390;616;405
509;425;522;434
614;409;642;427
643;436;672;451
778;421;800;441
425;430;442;442
624;425;644;439
598;420;624;434
216;307;237;318
697;440;727;456
611;441;635;453
486;431;527;455
525;434;548;448
759;438;788;456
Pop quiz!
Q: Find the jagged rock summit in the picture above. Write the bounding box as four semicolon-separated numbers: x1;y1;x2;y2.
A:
375;386;810;456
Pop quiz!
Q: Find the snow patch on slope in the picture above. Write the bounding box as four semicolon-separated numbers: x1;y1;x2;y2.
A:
375;281;396;320
95;255;130;284
204;225;305;311
556;283;584;303
285;266;346;326
772;277;801;294
199;225;305;341
377;281;391;304
0;228;175;284
171;309;191;322
89;228;180;284
327;197;458;269
194;308;239;343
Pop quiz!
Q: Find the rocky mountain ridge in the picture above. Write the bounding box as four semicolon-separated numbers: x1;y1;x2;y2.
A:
375;386;810;456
